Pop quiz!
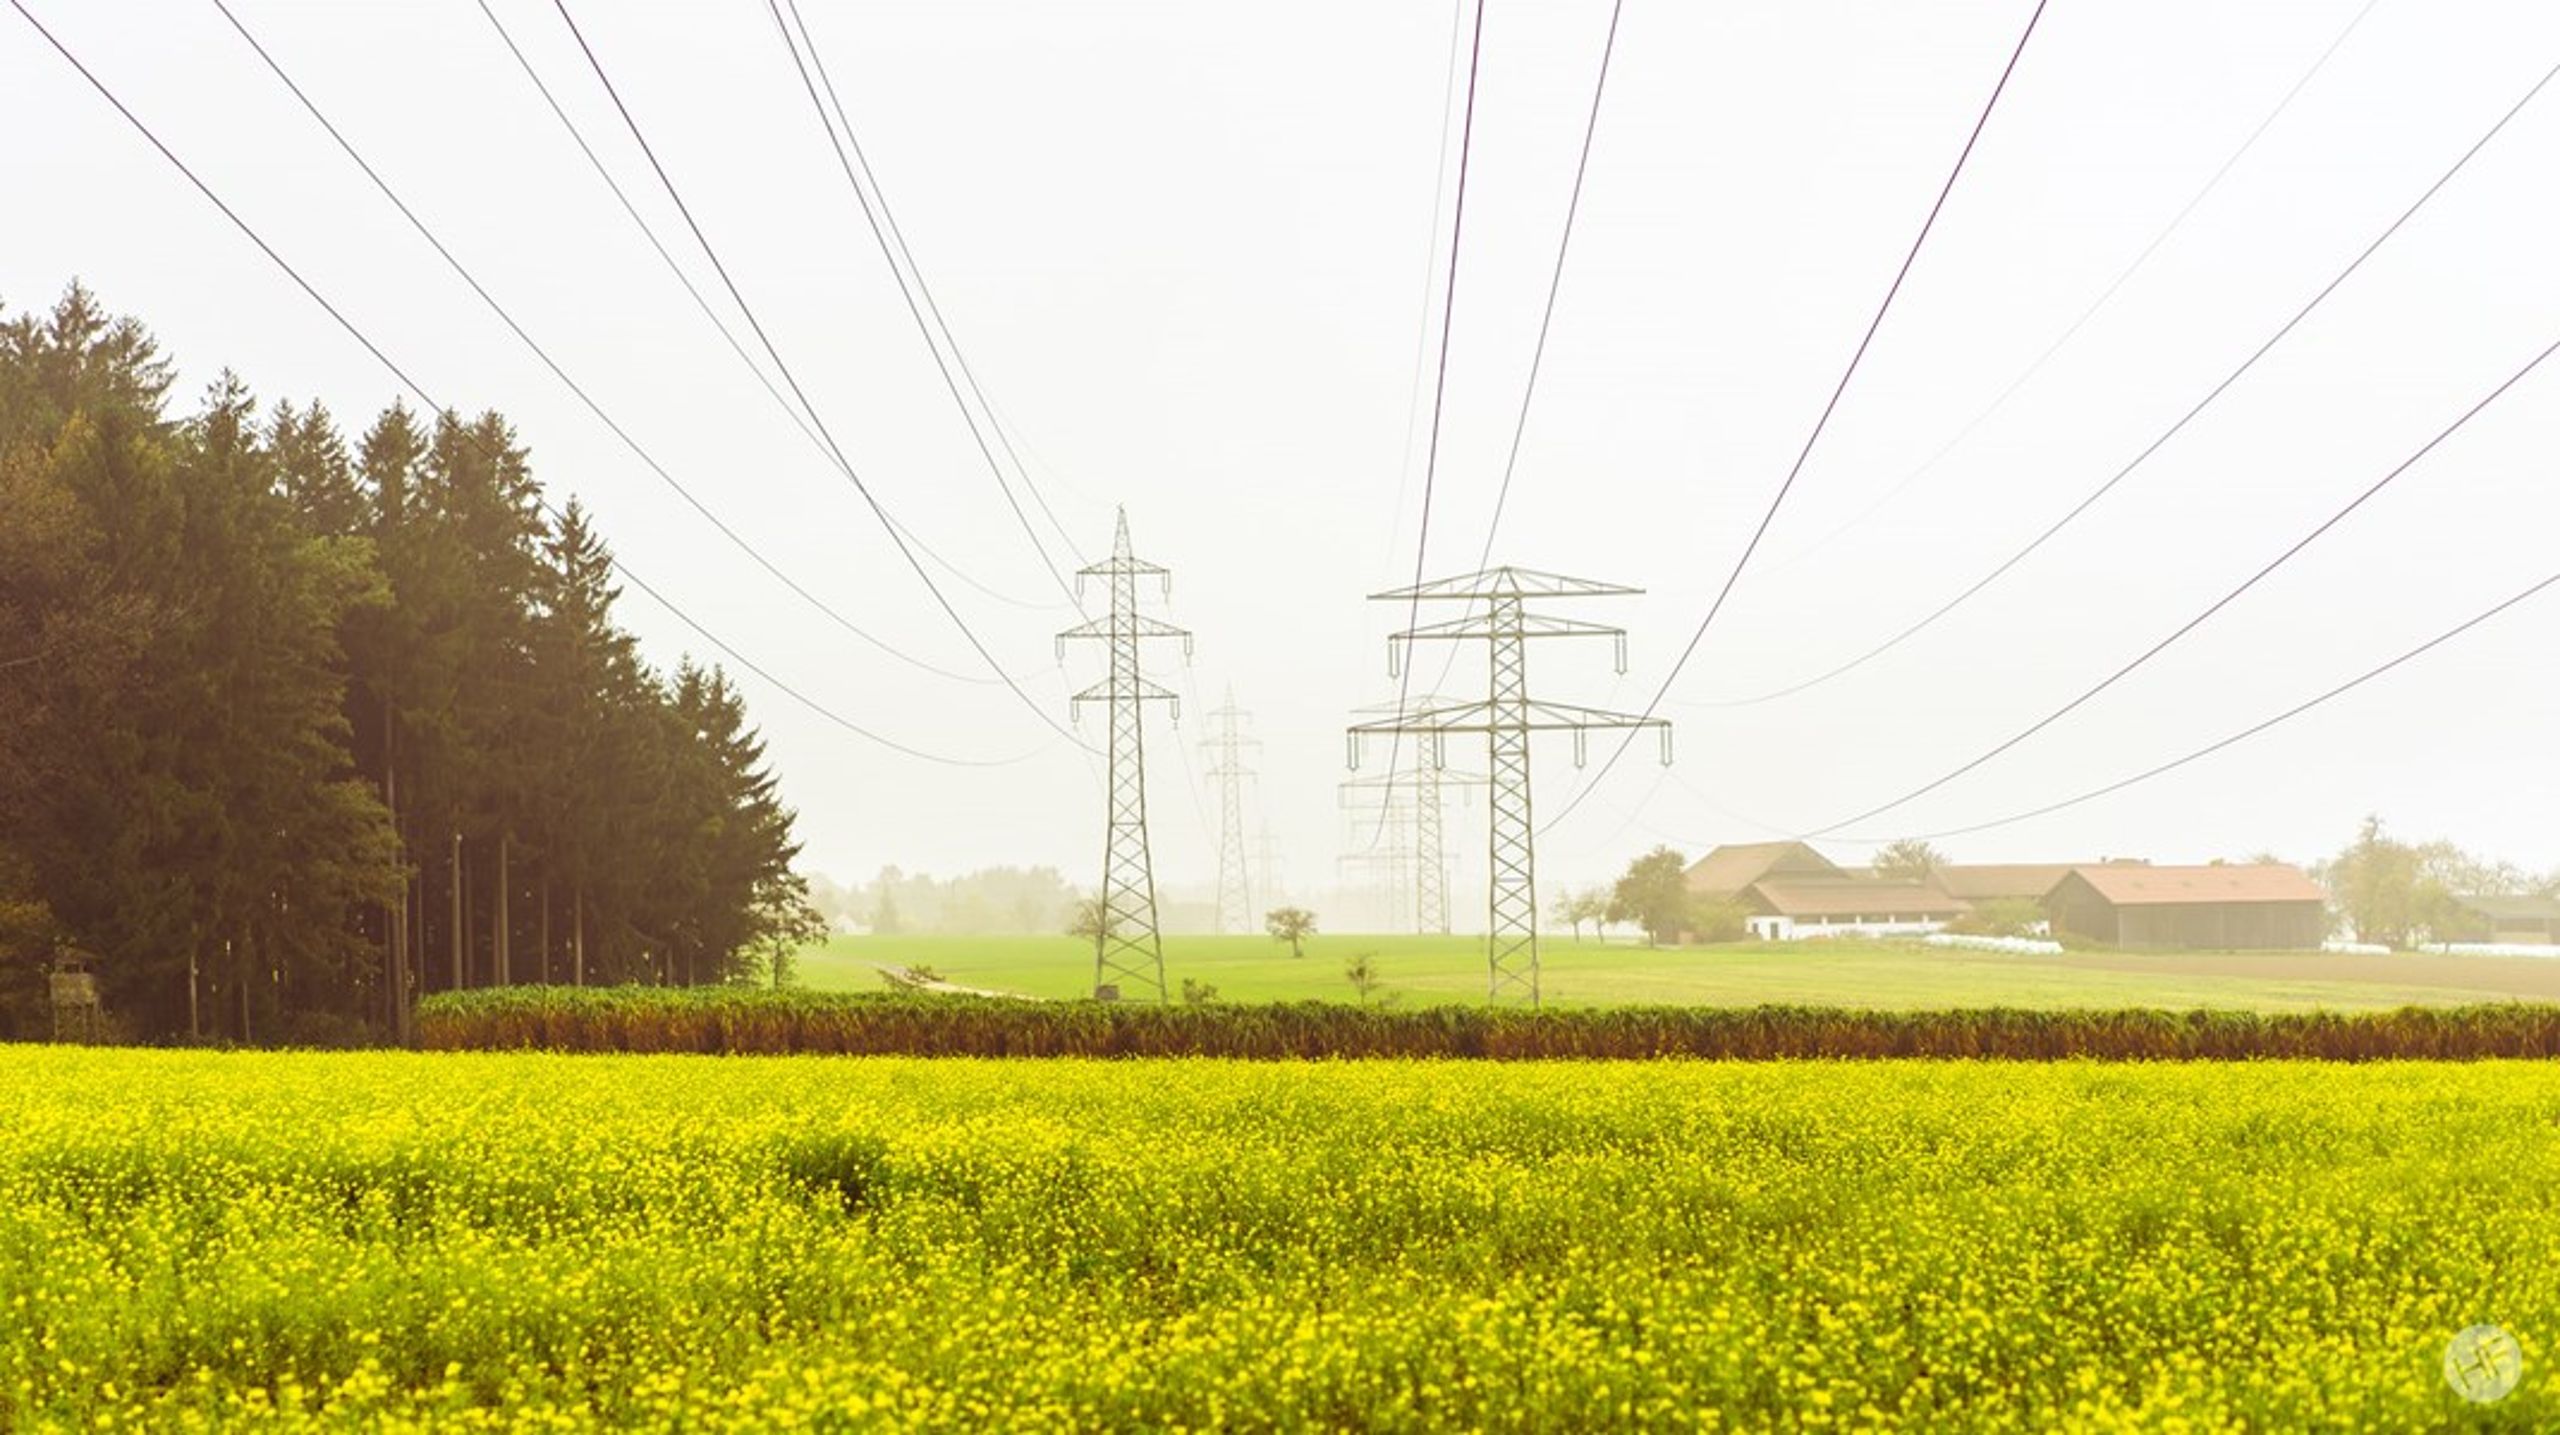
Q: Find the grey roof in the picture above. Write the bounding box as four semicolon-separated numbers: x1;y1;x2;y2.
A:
2456;894;2560;921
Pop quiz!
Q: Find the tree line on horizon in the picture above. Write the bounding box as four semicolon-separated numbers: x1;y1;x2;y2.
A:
0;285;817;1042
818;864;1082;937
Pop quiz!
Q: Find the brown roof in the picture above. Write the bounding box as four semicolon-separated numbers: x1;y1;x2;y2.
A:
1686;841;1838;897
1934;864;2079;901
2060;863;2326;907
1744;876;1968;919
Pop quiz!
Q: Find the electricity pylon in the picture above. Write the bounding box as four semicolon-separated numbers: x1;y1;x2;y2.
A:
1348;567;1671;1005
1336;783;1418;934
1340;740;1485;935
1202;689;1258;934
1414;746;1448;936
1058;509;1191;1002
1254;822;1288;907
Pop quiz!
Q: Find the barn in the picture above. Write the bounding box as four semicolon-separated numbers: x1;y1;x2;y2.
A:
2044;864;2328;950
2446;895;2560;947
1933;864;2078;905
1738;876;1968;942
1685;841;1840;903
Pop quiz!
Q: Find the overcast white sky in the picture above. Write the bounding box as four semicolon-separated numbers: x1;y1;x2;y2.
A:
7;0;2558;916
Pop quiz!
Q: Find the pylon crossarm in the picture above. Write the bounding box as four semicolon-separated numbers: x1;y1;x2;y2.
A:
1348;700;1497;736
1369;565;1645;603
1351;693;1458;719
1512;700;1670;731
1058;613;1191;643
1077;553;1170;580
1389;611;1631;642
1072;675;1180;707
1078;558;1169;577
1353;707;1666;737
1340;768;1489;791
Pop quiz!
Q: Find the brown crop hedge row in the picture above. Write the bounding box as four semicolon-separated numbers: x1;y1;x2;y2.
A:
416;987;2560;1060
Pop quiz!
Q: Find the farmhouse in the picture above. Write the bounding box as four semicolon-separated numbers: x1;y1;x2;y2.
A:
2445;894;2560;947
1684;841;1841;903
1737;876;1968;942
2044;863;2328;950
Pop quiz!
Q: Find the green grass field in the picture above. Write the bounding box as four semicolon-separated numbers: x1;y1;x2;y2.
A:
7;1048;2553;1428
798;931;2560;1011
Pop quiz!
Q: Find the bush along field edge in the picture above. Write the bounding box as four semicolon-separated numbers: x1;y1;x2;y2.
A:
414;986;2560;1060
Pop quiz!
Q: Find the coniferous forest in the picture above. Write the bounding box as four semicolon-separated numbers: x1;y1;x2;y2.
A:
0;285;819;1043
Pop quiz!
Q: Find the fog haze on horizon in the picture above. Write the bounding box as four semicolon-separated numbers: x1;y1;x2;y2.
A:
8;0;2557;910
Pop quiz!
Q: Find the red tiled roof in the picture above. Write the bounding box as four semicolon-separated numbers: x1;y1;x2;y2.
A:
2062;863;2326;907
1744;877;1968;918
1685;841;1838;896
1933;864;2079;901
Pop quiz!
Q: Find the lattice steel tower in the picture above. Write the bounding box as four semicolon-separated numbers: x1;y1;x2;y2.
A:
1348;568;1671;1004
1340;719;1483;936
1254;822;1287;907
1059;509;1191;1001
1203;688;1259;934
1336;778;1420;934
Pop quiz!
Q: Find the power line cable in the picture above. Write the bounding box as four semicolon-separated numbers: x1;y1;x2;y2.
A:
1386;0;1468;579
1370;0;1487;848
1542;0;2051;833
547;0;1085;748
214;0;1005;690
1811;328;2560;836
1764;0;2387;577
1468;0;1624;574
470;0;1058;621
8;0;1039;768
1704;49;2560;710
759;0;1084;608
1833;568;2560;843
1422;0;1626;706
780;0;1088;570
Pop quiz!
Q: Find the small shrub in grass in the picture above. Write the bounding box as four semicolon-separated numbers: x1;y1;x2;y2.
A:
1344;953;1383;1005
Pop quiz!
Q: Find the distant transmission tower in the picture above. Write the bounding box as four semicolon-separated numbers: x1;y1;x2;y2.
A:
1349;568;1671;1004
1352;695;1483;936
1254;822;1288;907
1336;780;1419;934
1414;743;1448;936
1059;509;1191;1001
1203;689;1259;934
1341;737;1484;936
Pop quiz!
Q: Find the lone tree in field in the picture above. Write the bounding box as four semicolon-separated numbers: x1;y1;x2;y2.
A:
1343;952;1383;1005
1872;838;1945;881
1067;897;1115;953
1607;847;1692;947
1265;906;1316;958
755;878;827;989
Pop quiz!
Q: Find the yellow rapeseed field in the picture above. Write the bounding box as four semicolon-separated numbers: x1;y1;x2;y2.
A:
2;1048;2552;1430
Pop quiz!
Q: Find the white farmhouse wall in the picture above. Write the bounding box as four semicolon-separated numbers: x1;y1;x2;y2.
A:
1749;915;1952;942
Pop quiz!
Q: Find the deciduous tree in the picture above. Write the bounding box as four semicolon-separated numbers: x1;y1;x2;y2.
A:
1607;847;1691;947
